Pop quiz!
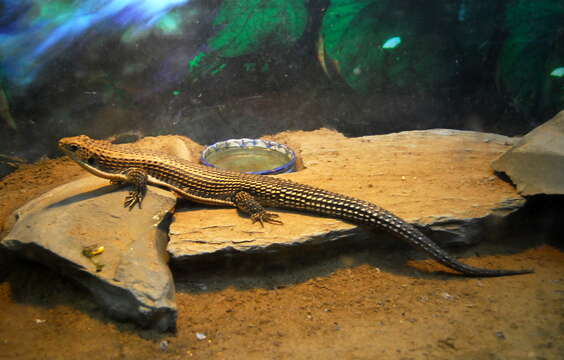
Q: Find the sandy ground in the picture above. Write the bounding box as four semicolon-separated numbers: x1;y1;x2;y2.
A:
0;136;563;359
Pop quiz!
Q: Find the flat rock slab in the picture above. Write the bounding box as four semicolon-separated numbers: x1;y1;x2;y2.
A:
492;110;564;196
1;176;177;331
168;129;524;261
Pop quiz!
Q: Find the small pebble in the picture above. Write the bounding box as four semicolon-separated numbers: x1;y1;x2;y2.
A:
495;331;506;340
195;283;208;291
34;319;46;324
441;292;454;300
159;340;169;351
195;332;207;340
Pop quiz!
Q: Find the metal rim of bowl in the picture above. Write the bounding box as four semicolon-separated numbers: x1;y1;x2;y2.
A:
200;138;297;175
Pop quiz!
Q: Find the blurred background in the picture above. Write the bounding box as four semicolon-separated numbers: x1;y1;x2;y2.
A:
0;0;562;164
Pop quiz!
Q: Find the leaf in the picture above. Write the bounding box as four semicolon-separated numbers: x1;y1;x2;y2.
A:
210;0;307;56
320;0;453;93
188;0;307;80
497;0;564;115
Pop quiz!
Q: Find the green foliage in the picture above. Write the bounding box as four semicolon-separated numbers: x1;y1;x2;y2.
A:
320;0;453;93
0;82;17;130
188;51;227;77
188;0;307;81
498;0;564;115
185;0;562;118
209;0;307;56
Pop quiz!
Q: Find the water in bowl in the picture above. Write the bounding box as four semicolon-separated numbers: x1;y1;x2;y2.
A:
205;147;292;173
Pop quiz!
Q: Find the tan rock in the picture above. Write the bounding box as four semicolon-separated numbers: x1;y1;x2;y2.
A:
492;110;564;196
1;176;177;331
168;129;524;261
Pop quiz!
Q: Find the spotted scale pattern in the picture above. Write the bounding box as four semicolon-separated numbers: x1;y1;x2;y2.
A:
58;135;533;277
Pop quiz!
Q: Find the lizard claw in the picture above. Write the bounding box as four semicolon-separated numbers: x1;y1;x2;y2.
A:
251;212;283;227
124;189;144;209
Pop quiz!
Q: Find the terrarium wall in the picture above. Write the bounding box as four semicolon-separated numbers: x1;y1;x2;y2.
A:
0;0;562;161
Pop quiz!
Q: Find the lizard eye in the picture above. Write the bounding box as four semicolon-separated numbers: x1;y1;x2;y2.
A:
69;144;79;152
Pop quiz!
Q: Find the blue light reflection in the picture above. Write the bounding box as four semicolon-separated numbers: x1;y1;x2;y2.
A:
0;0;190;86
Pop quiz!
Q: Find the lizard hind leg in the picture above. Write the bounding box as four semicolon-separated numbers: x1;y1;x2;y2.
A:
233;191;283;227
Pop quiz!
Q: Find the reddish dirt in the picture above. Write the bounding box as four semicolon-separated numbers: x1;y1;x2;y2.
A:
0;140;563;360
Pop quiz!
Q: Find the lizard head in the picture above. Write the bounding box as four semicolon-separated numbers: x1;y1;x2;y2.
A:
59;135;127;180
59;135;102;169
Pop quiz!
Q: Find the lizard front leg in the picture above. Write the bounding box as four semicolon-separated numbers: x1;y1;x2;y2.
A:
111;167;148;209
233;191;283;226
